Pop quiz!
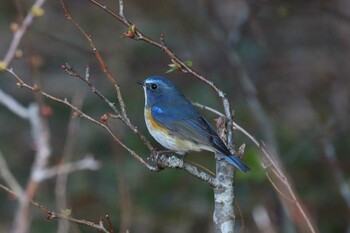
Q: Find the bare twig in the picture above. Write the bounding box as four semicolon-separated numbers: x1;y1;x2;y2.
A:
85;0;235;146
73;2;240;232
1;89;52;233
6;68;157;171
59;2;154;152
193;102;317;233
36;155;100;182
55;94;84;233
0;150;24;198
0;184;113;233
1;0;47;66
105;215;115;233
0;82;104;233
5;68;219;189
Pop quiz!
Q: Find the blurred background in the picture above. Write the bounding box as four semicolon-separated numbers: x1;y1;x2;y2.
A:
0;0;349;232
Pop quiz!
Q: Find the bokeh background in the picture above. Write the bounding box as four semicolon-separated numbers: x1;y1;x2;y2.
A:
0;0;349;232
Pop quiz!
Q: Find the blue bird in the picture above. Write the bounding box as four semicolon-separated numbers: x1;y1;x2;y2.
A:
138;76;250;173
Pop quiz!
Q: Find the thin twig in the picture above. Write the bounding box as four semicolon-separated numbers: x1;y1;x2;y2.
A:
5;68;218;188
59;1;154;152
193;102;317;233
85;0;235;146
0;150;24;198
55;94;84;233
2;0;47;65
61;63;154;152
0;184;112;233
36;155;101;182
6;68;157;171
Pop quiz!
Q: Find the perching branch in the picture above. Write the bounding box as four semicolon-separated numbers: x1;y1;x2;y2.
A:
193;102;317;233
4;68;218;186
85;0;235;147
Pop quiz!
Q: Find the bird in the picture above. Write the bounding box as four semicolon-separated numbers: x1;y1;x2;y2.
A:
137;76;250;173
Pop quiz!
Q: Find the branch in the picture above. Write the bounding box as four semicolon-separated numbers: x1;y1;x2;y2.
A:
85;0;235;146
35;155;101;182
55;94;84;233
0;184;114;233
155;154;219;187
5;68;157;171
193;102;317;233
56;1;225;189
0;150;24;198
0;83;52;233
0;88;29;119
1;0;47;67
61;64;153;151
59;1;154;152
5;68;220;190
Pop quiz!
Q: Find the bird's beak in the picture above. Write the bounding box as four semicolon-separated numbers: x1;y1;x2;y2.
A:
137;80;145;86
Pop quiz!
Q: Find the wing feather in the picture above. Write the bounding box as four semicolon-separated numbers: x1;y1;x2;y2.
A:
151;105;230;155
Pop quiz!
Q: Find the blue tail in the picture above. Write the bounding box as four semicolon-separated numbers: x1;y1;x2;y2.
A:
224;154;251;173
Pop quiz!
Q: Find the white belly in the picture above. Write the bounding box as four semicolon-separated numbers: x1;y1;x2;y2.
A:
144;109;202;155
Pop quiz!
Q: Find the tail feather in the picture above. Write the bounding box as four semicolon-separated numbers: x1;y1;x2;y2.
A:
224;154;251;173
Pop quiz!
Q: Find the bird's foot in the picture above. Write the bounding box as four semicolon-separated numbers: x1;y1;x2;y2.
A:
149;149;173;163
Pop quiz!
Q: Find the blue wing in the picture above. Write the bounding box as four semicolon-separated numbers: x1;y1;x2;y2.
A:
151;105;250;173
151;105;227;152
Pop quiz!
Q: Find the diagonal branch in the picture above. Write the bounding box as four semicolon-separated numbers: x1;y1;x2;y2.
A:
0;184;113;233
0;150;24;198
85;0;235;146
5;68;217;185
6;68;157;171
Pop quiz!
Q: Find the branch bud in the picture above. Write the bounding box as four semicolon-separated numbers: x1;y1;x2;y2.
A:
31;6;45;17
0;61;8;71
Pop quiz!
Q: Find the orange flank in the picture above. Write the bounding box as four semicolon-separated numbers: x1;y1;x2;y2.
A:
144;107;205;154
145;108;166;132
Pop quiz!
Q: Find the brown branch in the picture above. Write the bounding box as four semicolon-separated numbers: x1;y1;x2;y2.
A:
5;68;157;171
59;1;154;152
193;102;317;233
5;68;219;186
85;0;235;146
0;184;113;233
61;64;153;150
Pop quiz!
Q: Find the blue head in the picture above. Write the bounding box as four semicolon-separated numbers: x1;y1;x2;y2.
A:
138;76;186;107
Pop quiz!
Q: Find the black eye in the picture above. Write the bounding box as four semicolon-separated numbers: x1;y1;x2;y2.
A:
151;83;158;89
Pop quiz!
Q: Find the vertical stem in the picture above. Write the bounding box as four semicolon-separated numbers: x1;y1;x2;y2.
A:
213;158;235;233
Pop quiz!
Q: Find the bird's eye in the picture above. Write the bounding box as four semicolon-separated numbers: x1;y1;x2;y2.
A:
151;84;158;89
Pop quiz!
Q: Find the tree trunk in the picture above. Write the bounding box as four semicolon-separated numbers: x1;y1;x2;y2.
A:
213;157;235;233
